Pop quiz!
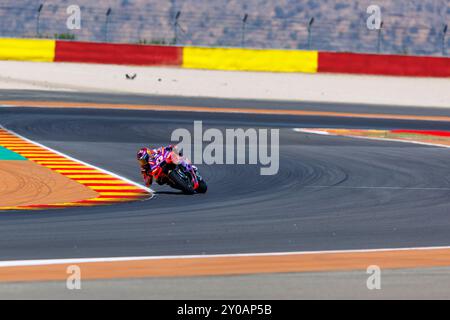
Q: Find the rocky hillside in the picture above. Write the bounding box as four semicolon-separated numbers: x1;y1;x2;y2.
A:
0;0;448;55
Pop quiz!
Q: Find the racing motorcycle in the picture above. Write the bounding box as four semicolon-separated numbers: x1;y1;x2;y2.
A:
149;147;207;194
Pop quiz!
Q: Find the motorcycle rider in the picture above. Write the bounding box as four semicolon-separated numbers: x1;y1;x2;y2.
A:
137;145;206;193
137;146;166;187
137;145;183;187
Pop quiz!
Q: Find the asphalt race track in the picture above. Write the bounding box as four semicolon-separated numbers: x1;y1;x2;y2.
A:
1;92;450;263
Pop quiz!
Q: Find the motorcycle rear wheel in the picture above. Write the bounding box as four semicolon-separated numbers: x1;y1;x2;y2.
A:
168;170;195;194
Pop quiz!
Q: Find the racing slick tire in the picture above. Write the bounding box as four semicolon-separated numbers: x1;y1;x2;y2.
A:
168;170;195;195
196;180;208;194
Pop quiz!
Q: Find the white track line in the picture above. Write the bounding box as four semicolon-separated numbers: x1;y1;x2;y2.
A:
294;128;450;149
294;129;331;135
1;245;450;268
304;186;450;191
0;125;154;195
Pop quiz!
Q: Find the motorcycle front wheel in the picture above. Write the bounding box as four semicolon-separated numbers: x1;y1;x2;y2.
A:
196;180;207;194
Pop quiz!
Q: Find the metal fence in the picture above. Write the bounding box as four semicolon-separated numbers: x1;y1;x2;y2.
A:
0;2;448;56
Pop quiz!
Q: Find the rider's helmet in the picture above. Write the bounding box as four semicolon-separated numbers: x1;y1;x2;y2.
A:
137;148;150;165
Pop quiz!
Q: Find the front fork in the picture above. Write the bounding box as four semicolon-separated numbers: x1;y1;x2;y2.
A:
177;163;200;190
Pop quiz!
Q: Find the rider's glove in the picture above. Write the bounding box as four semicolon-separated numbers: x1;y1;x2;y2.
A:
144;174;153;187
141;170;152;186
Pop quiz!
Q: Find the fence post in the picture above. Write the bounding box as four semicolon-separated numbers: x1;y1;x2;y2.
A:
105;8;112;42
307;17;314;49
377;21;384;53
443;24;448;56
241;13;248;47
36;4;44;37
174;11;181;44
